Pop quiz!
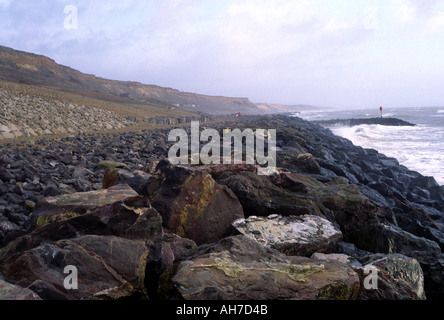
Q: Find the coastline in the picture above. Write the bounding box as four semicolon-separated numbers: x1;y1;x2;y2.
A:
0;114;443;300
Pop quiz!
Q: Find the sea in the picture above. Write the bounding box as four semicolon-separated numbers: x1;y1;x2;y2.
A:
295;106;444;186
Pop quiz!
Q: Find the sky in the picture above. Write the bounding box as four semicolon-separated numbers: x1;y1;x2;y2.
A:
1;0;444;109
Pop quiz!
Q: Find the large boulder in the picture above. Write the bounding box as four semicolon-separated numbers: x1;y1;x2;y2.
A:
354;222;441;254
359;253;426;299
351;264;421;300
170;235;360;300
309;183;396;247
0;280;42;300
196;162;258;180
31;184;139;228
0;196;163;261
0;235;149;300
407;251;444;300
268;170;325;193
229;214;342;257
147;230;198;299
95;160;129;171
217;171;324;217
284;153;321;174
145;160;244;245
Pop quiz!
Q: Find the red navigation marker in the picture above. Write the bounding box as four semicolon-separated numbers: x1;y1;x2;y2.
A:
380;106;383;118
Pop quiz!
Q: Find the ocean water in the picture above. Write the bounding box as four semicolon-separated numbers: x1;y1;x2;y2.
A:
296;106;444;186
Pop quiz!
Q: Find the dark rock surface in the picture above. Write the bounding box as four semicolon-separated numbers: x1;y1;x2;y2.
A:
229;214;343;257
171;235;361;300
144;160;244;245
0;235;149;300
312;117;416;127
0;114;442;300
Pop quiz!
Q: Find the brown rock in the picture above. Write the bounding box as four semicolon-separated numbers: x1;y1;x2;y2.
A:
217;171;324;218
0;280;42;300
171;235;360;300
0;196;162;261
269;169;324;193
31;184;139;228
0;235;149;300
146;160;244;245
230;214;343;257
102;168;119;189
287;153;321;174
352;264;421;300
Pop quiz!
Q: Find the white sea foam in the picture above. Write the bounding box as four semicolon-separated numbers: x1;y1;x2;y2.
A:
298;106;444;185
331;124;444;185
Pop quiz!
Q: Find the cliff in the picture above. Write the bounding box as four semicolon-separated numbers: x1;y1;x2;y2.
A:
0;45;261;115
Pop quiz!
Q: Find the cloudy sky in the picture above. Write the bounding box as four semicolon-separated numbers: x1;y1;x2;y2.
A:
1;0;444;109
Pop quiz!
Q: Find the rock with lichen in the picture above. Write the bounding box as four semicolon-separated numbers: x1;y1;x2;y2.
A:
145;160;244;245
170;235;360;300
228;214;343;256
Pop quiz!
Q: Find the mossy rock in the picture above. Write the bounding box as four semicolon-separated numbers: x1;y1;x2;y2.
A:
96;160;128;170
36;212;80;228
317;281;359;300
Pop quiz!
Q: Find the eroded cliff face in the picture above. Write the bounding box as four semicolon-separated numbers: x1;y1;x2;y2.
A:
0;45;261;114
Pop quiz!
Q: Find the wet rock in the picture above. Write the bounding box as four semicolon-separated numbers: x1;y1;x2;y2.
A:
355;222;441;254
60;154;73;165
339;242;372;259
311;252;352;264
316;160;359;184
351;264;421;300
146;160;244;245
311;183;393;246
0;168;13;181
0;235;149;300
170;235;360;300
71;167;91;179
0;280;42;300
269;170;324;193
31;183;139;228
358;185;390;207
102;168;119;189
0;196;162;259
411;176;440;190
359;253;426;299
217;171;324;218
4;193;25;205
196;162;257;180
407;251;444;300
158;230;198;269
42;183;62;197
96;160;128;171
0;113;443;300
229;214;342;257
286;153;321;174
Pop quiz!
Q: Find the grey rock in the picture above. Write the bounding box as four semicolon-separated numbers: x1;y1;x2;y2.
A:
170;235;360;300
360;253;426;299
230;214;342;256
0;280;42;300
